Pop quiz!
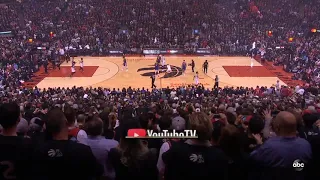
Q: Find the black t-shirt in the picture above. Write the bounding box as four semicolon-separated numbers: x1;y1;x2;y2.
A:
239;130;258;154
28;131;46;145
162;141;228;180
108;148;158;180
113;127;122;142
242;135;257;154
147;138;163;152
225;151;250;180
305;133;320;180
0;135;33;180
31;140;103;180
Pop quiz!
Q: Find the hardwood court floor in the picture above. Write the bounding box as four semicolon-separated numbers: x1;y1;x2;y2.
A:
35;56;287;89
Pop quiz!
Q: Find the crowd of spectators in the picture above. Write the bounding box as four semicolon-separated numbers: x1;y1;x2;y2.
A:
1;0;320;179
1;85;320;179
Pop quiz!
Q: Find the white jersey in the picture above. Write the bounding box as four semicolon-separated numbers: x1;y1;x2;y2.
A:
80;61;84;67
161;56;166;66
276;82;280;90
194;74;199;85
59;48;65;56
71;66;75;73
167;64;172;72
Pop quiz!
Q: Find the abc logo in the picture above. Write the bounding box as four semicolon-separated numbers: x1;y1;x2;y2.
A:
292;159;304;171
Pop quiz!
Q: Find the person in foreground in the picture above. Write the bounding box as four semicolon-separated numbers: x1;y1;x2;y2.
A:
249;111;312;180
108;119;158;180
30;108;103;180
162;112;228;180
0;102;33;180
84;115;119;180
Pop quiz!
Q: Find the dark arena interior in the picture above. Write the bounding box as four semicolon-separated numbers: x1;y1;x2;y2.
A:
0;0;320;179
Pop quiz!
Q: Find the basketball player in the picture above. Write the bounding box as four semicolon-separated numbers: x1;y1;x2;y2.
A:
56;56;61;70
151;74;156;88
194;71;199;85
79;58;84;71
155;62;160;76
70;59;76;77
250;58;254;68
182;60;187;75
214;75;219;89
161;55;166;67
156;55;161;65
191;59;195;72
275;80;280;91
66;52;70;63
166;64;172;73
122;56;128;71
203;60;208;74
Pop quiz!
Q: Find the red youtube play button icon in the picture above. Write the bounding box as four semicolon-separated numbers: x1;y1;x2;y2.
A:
127;129;147;138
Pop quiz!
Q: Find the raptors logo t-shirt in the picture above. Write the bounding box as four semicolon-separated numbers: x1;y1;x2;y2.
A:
162;140;228;180
31;140;103;179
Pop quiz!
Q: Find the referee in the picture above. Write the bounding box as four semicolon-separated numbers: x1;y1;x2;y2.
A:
203;60;208;74
214;75;219;89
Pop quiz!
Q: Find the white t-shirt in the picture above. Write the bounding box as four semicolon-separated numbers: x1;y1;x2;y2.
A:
59;48;65;56
167;64;171;71
170;91;176;98
297;89;305;95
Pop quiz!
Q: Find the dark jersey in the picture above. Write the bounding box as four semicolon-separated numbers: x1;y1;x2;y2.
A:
182;62;187;70
31;140;103;180
0;135;33;180
108;148;158;180
162;141;228;180
203;61;208;67
157;56;161;64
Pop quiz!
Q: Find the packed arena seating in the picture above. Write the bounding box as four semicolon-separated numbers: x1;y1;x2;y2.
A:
0;0;320;85
1;0;320;180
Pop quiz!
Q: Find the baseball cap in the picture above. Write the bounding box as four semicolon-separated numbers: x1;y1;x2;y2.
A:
172;116;186;131
72;104;79;109
30;117;44;126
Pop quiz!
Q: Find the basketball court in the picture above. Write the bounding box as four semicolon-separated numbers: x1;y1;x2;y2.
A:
34;56;287;89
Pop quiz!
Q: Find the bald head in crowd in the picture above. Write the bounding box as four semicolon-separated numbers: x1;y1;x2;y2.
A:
274;111;297;137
